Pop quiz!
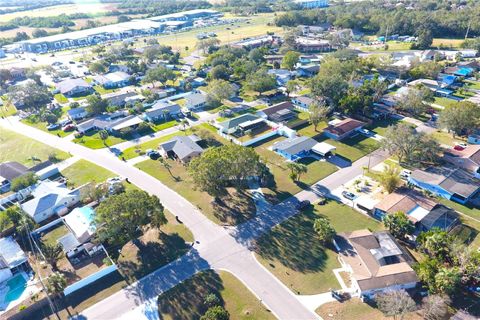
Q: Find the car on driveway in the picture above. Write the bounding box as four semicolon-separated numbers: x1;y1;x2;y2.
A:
359;128;374;136
295;200;311;210
146;149;160;160
62;124;76;132
400;169;412;180
341;191;356;200
454;143;468;151
47;123;61;131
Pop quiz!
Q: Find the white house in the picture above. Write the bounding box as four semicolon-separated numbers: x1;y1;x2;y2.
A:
20;180;81;223
0;237;28;283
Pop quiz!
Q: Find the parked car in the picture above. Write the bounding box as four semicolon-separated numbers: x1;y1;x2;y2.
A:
400;169;412;180
454;142;468;150
359;128;374;136
47;123;61;131
146;149;160;160
295;200;311;210
59;119;72;126
341;191;356;200
62;124;76;132
331;290;350;302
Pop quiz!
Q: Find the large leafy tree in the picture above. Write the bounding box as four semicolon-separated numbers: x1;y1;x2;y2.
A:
245;68;276;93
313;217;336;244
143;66;176;87
205;79;234;109
308;100;329;132
383;211;414;240
85;95;108;115
396;85;434;116
95;190;167;245
281;51;300;70
46;272;67;298
41;243;63;271
422;295;450;320
417;229;452;262
188;144;266;198
377;164;401;193
438;101;480;137
8;82;52;111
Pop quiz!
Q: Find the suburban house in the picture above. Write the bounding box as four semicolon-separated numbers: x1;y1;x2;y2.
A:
103;91;141;107
334;230;418;298
190;77;206;87
0;162;30;193
218;114;265;135
76;112;144;134
184;92;207;111
323;118;365;141
443;144;480;178
67;107;88;121
408;166;480;205
295;37;332;52
291;95;315;111
143;101;182;122
267;69;293;86
56;78;92;97
159;134;203;163
373;188;459;233
296;64;320;77
93;71;131;89
0;237;29;284
258;101;296;123
20;180;81;223
62;206;97;245
272;136;323;161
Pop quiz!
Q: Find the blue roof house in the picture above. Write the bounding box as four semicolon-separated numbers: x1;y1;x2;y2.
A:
272;136;318;161
454;67;474;77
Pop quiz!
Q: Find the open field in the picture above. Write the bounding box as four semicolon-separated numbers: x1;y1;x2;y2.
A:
432;38;465;49
20;118;72;138
255;201;382;295
73;130;126;149
0;126;70;165
157;269;274;320
61;159;115;188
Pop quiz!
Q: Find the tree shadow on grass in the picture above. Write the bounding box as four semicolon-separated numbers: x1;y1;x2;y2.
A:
157;270;224;320
212;189;257;225
254;207;329;273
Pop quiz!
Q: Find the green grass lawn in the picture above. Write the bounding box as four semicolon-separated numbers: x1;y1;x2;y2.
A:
433;96;459;108
254;135;337;203
316;134;381;163
366;118;399;137
0;126;70;165
40;224;69;246
93;85;117;95
54;93;69;104
254;201;382;295
73;131;126;149
136;157;255;225
61;159;116;187
464;80;480;90
21;118;72;137
157;269;274;320
0;101;17;116
430;130;464;146
151;119;178;132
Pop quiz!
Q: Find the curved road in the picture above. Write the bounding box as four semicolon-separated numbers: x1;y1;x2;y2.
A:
0;118;388;319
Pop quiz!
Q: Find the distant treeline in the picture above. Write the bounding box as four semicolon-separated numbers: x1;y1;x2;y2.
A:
116;0;212;16
0;0;73;15
275;0;480;38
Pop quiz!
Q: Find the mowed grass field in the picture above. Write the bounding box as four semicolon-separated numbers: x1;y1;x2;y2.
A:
0;126;70;165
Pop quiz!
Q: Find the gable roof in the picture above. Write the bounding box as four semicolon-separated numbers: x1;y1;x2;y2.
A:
261;101;294;117
144;101;181;118
67;107;87;116
0;161;30;181
0;237;27;268
411;166;480;198
56;78;91;94
185;92;207;107
218;114;260;131
159;134;203;161
272;136;318;155
336;230;417;292
375;188;437;219
324;118;365;136
94;71;130;85
293;95;314;106
444;145;480;173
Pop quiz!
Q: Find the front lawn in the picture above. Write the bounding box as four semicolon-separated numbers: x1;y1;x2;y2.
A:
0;126;70;165
316;134;381;162
430;130;464;146
254;136;337;203
433;96;459;108
151;119;178;132
21;118;72;137
61;159;115;187
136;158;256;225
366;118;399;137
93;85;117;95
157;269;274;320
464;80;480;90
316;298;423;320
0;100;17;116
73;130;126;149
254;201;382;295
54;93;69;104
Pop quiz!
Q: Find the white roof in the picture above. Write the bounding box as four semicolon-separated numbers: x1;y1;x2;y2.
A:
312;142;336;156
407;205;430;222
63;207;96;241
111;115;143;131
0;237;27;268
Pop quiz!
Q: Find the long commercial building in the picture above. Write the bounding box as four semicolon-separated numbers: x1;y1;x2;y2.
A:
17;9;220;53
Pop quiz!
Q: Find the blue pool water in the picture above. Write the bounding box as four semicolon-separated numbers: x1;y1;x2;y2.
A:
79;206;95;223
4;274;27;302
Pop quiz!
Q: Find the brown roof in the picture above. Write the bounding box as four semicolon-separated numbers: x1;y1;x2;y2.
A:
374;188;437;222
336;230;418;292
444;145;480;173
324;118;365;136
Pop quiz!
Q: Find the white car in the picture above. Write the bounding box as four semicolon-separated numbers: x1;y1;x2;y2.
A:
107;176;123;184
400;169;412;180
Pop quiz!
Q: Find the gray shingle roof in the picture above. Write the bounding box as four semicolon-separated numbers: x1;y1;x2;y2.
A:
218;114;260;131
0;161;30;181
272;136;318;155
56;78;91;94
160;135;203;161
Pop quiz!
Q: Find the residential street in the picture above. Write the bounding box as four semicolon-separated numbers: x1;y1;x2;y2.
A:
0;118;389;320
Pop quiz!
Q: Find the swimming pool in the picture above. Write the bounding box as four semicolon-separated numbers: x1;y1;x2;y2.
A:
4;273;27;303
78;206;96;233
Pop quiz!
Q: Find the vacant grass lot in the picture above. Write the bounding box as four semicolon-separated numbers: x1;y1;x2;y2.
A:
317;298;423;320
61;159;115;187
0;126;70;165
21;118;72;137
431;38;464;49
316;134;380;163
136;158;255;225
255;201;382;295
254;135;337;203
157;269;274;320
118;211;193;282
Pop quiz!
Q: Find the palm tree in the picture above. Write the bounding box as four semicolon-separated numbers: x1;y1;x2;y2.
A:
99;130;109;147
378;164;401;193
41;243;63;271
286;162;308;182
